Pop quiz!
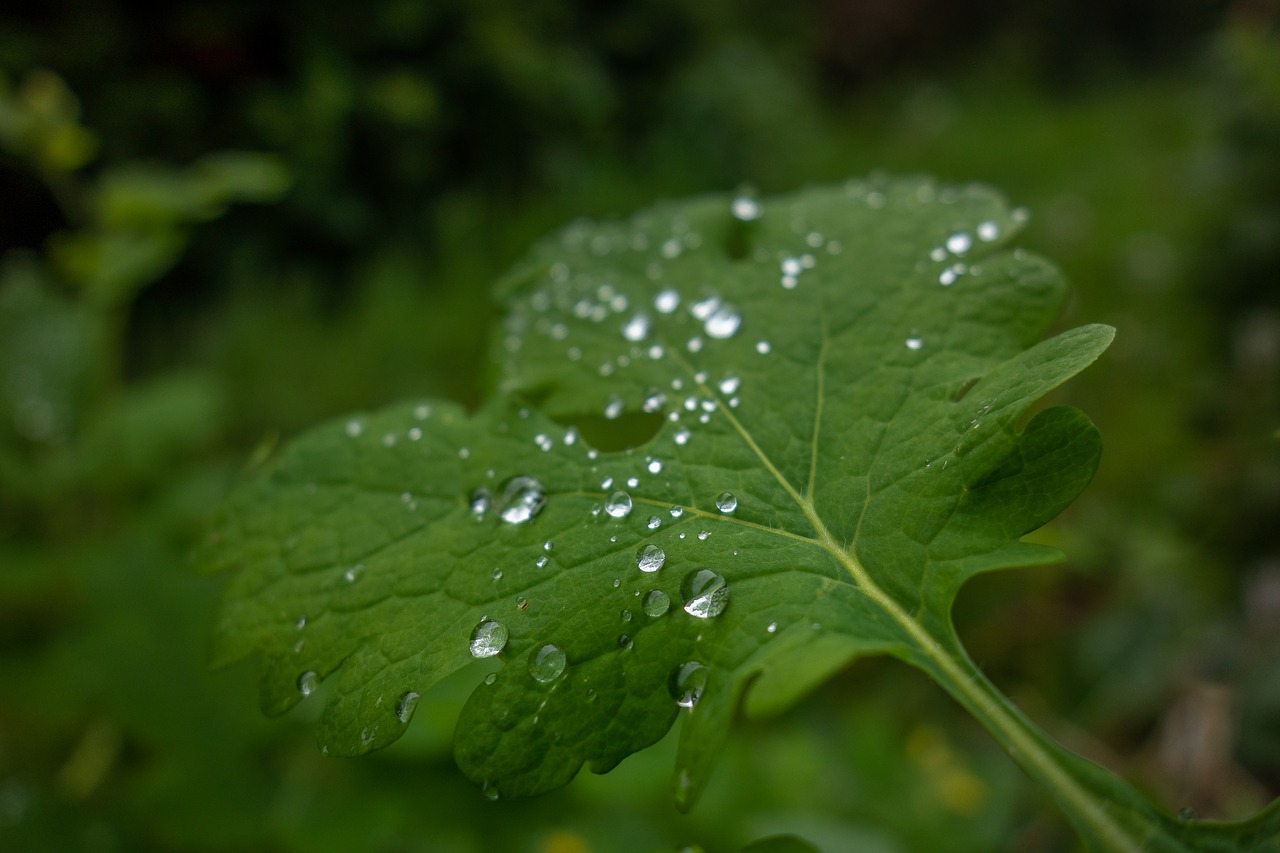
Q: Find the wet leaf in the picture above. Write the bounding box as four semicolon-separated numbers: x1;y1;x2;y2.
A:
205;178;1278;851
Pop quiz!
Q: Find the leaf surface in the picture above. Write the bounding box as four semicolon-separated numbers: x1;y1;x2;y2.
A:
206;178;1277;850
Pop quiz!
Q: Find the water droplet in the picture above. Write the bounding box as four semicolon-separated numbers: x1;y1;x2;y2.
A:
905;336;924;350
647;515;661;529
697;530;710;540
686;336;703;353
669;661;708;708
643;589;671;617
516;596;529;611
681;569;728;618
484;672;497;686
946;232;972;254
781;257;803;276
669;505;684;518
497;476;546;524
673;426;691;446
343;563;364;583
655;288;680;314
622;313;650;342
298;671;318;697
395;691;420;723
731;196;761;221
766;621;778;633
543;540;554;552
642;390;667;412
534;433;553;451
469;619;509;658
407;427;423;441
345;419;363;438
621;609;633;622
483;784;500;801
528;643;567;683
295;614;307;630
605;491;633;518
604;397;624;419
718;376;740;395
636;544;666;572
535;555;549;568
617;633;634;650
491;567;503;580
756;340;771;354
715;491;738;513
1177;807;1198;822
977;220;1000;241
470;487;492;517
704;306;741;339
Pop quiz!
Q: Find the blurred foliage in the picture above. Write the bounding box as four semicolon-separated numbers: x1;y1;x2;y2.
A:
0;1;1277;850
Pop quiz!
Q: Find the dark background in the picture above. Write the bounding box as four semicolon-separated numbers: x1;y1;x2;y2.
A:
1;2;1277;850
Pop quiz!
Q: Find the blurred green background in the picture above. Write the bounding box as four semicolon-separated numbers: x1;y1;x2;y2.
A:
1;2;1278;851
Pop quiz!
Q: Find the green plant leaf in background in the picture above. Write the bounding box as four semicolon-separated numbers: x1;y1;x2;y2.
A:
205;178;1280;851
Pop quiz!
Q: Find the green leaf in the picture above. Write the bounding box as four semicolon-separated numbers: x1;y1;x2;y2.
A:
205;178;1279;851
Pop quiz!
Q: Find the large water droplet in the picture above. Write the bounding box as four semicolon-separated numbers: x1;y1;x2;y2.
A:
496;477;545;524
643;589;671;617
715;491;738;513
605;491;633;518
469;619;509;658
669;661;708;708
636;544;666;572
298;671;318;697
528;643;567;683
681;569;728;618
704;306;741;339
395;691;420;723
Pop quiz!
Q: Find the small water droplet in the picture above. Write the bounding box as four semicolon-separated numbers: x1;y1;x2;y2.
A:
344;563;364;583
469;487;492;517
946;232;972;254
469;619;509;658
977;220;1000;242
295;615;307;630
298;671;318;697
496;476;546;524
731;196;761;221
604;397;624;419
643;589;671;617
718;376;740;395
345;419;363;438
655;288;680;314
766;621;778;633
535;555;549;568
697;530;710;540
516;596;529;611
715;491;737;513
704;306;741;339
621;609;633;622
669;661;708;708
673;426;691;446
617;633;634;650
642;390;667;412
622;313;650;341
491;567;503;580
669;505;684;518
681;569;728;618
647;458;663;475
484;672;497;686
647;515;661;529
636;544;666;572
905;336;924;350
395;691;420;723
529;643;567;683
605;491;633;518
756;340;771;354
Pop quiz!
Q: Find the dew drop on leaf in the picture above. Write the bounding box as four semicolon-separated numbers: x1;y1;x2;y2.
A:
643;589;670;617
605;491;633;518
636;543;665;572
496;476;545;524
297;671;318;697
715;491;738;513
654;288;680;314
469;488;492;517
977;220;1000;241
673;426;691;446
622;313;650;342
704;306;741;339
946;232;972;254
681;569;728;619
469;619;509;659
718;376;740;395
528;643;567;683
395;691;420;723
731;196;761;221
647;515;661;529
669;661;708;708
905;336;924;350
